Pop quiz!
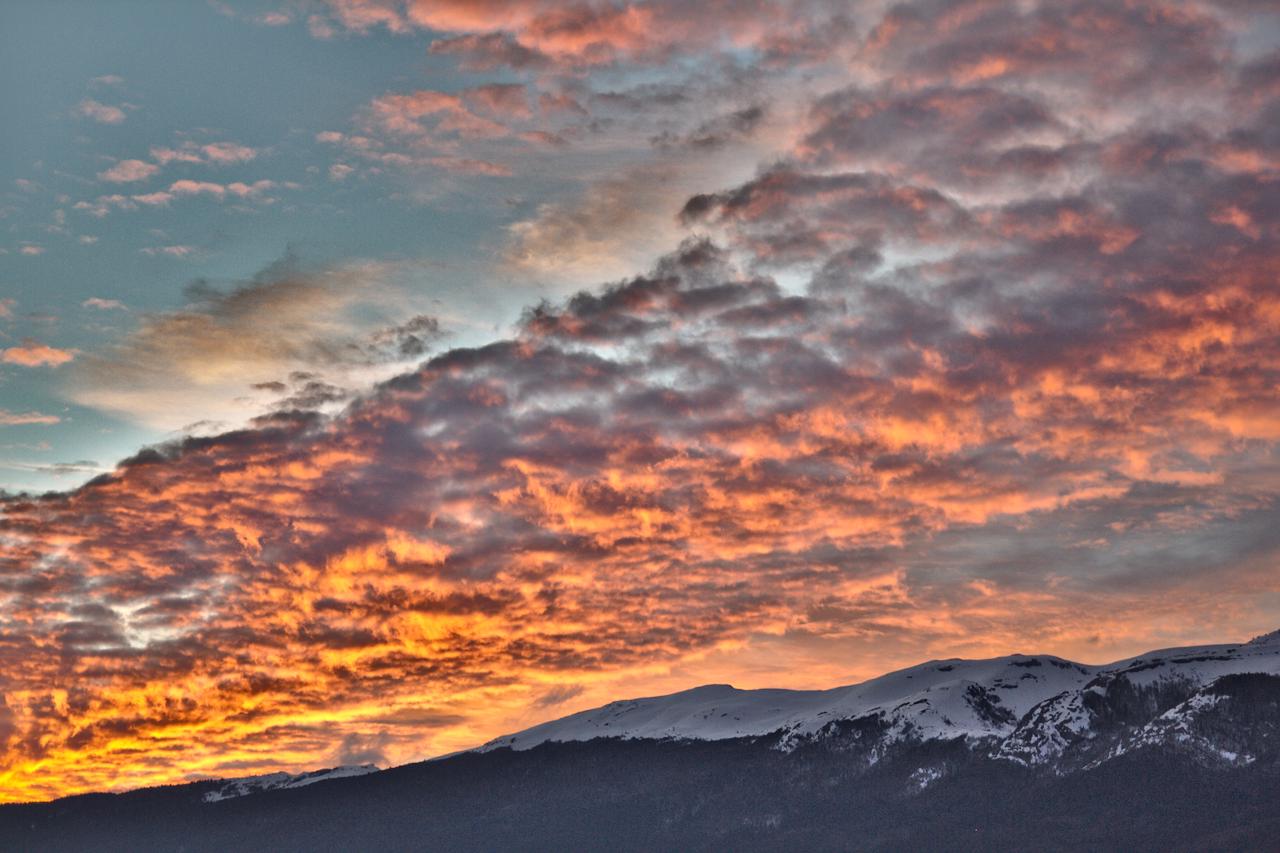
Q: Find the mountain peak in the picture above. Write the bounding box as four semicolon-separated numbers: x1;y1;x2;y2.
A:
1247;628;1280;646
478;636;1280;758
200;764;380;803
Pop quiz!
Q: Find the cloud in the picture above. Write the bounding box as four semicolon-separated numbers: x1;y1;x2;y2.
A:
652;104;766;150
0;410;60;426
168;179;276;200
6;182;1279;797
0;459;102;477
533;684;586;708
333;732;392;768
316;97;521;176
429;32;552;71
321;0;857;70
131;191;174;206
210;0;292;27
2;341;75;367
97;159;160;183
464;83;532;119
366;89;510;140
504;162;732;285
150;141;259;166
139;245;195;258
82;298;126;311
3;0;1280;806
72;180;279;217
70;181;280;216
75;98;126;124
65;254;441;429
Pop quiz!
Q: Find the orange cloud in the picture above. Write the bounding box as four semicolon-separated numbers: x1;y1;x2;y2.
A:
0;410;60;426
75;98;126;124
2;341;75;367
97;159;160;183
5;0;1280;807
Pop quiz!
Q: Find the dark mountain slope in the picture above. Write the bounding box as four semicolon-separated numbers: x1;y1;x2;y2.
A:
3;644;1278;852
3;729;1280;852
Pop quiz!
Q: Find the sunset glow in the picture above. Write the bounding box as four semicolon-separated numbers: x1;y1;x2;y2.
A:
1;0;1278;804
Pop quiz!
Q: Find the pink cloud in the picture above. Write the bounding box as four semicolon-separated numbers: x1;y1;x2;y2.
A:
167;179;275;200
464;83;532;119
168;180;228;198
318;0;847;69
76;98;126;124
149;146;205;165
227;179;276;197
82;297;127;310
0;409;60;426
132;191;174;206
2;340;75;367
201;141;259;164
98;159;160;183
368;90;510;139
151;141;259;165
73;196;133;217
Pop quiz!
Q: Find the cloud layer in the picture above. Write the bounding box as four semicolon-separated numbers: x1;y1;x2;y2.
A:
2;0;1278;803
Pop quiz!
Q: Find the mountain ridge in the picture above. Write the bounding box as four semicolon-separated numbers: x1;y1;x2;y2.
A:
3;628;1278;851
477;631;1280;770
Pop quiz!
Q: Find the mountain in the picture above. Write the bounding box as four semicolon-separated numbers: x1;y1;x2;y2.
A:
2;630;1278;852
199;764;380;802
479;629;1280;774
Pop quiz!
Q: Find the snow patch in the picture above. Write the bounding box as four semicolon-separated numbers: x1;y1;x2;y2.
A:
201;764;380;803
476;632;1280;767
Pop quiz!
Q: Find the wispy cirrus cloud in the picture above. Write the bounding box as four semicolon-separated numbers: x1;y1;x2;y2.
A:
0;410;60;426
139;245;196;258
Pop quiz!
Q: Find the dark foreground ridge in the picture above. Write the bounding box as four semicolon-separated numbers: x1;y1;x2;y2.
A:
3;643;1279;852
3;722;1280;852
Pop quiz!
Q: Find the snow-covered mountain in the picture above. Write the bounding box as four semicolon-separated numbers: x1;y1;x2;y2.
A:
200;764;379;802
4;630;1278;851
480;629;1280;773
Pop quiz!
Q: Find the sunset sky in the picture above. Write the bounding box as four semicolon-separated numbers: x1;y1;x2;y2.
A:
2;0;1279;804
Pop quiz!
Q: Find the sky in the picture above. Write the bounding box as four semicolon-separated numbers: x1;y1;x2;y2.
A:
0;0;1278;803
